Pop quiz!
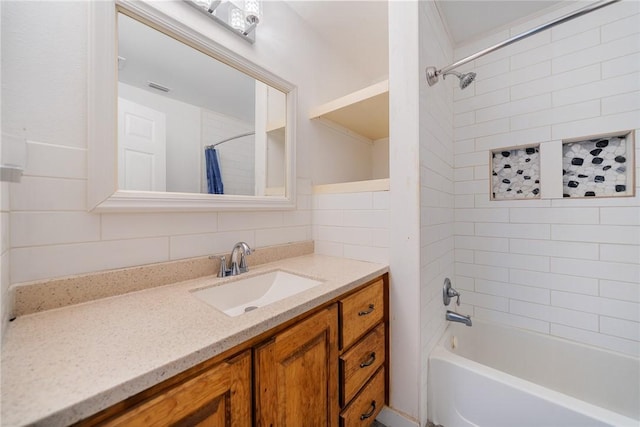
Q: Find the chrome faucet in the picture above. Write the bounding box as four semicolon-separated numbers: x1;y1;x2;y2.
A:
230;241;252;275
217;242;253;277
443;277;472;327
446;310;472;327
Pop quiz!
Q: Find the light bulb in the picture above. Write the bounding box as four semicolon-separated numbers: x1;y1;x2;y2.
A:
244;0;262;21
229;5;246;32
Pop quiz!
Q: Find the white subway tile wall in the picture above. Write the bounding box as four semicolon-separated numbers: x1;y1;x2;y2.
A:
9;174;312;283
312;191;389;264
453;1;640;356
417;0;456;422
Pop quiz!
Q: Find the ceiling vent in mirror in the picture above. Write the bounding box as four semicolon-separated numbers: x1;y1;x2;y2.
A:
185;0;262;43
147;81;171;93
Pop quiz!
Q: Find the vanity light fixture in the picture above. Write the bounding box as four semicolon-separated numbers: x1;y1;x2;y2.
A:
185;0;262;43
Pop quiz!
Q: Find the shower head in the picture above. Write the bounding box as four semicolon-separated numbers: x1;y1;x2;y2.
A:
425;66;476;90
442;70;477;89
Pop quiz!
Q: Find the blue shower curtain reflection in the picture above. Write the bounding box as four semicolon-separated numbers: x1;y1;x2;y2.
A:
205;147;224;194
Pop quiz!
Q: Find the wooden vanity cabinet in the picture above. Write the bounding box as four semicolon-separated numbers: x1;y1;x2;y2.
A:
84;350;252;427
78;274;388;427
254;305;339;427
338;277;387;427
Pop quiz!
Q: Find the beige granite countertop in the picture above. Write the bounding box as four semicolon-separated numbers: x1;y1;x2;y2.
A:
1;254;387;426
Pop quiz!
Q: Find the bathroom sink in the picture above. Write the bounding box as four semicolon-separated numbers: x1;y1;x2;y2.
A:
192;270;324;317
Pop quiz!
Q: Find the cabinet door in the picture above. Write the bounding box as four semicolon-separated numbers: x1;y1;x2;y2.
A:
255;305;339;427
101;350;252;427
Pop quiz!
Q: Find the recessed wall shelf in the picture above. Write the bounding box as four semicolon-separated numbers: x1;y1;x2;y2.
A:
562;131;634;198
490;145;541;200
312;178;389;195
488;130;635;201
309;80;389;141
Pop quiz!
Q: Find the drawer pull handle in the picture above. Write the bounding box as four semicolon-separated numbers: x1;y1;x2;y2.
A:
360;400;376;420
360;352;376;368
358;304;375;316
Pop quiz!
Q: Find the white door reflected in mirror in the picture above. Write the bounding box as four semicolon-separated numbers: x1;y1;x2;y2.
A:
118;97;167;192
117;12;286;197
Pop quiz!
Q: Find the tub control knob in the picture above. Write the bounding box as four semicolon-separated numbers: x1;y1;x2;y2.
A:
443;278;461;306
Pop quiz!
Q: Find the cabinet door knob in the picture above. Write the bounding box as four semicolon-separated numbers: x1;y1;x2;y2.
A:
358;304;375;316
360;400;376;420
359;352;376;368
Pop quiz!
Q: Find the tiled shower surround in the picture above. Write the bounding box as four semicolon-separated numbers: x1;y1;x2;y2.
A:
453;0;639;358
563;134;631;198
491;146;540;200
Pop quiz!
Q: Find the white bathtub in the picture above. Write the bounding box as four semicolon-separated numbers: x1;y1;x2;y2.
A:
428;320;639;427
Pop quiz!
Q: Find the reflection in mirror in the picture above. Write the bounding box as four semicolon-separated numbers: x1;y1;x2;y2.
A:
117;12;286;196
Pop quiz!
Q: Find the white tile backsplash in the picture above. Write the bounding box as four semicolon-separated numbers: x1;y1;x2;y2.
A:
312;191;389;263
169;230;255;260
11;212;100;247
255;225;310;247
11;238;170;283
102;212;219;240
218;211;283;231
24;141;86;179
10;177;87;212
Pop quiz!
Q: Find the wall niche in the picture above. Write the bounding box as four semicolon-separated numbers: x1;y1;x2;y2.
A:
562;132;634;198
490;145;541;200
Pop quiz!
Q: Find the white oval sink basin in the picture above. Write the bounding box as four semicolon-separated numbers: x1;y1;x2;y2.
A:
192;270;323;317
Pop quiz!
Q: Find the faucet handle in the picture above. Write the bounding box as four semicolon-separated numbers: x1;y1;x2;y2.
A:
230;260;240;276
443;278;462;306
217;256;228;278
238;252;249;273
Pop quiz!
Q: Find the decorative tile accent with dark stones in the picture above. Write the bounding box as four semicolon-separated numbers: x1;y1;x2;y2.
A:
491;145;540;200
562;133;633;198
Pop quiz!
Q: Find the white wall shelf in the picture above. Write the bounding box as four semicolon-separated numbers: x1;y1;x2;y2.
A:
312;178;389;194
309;80;389;141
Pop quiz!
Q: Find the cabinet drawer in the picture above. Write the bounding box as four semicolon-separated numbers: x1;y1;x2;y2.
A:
339;367;385;427
340;323;385;406
340;279;384;349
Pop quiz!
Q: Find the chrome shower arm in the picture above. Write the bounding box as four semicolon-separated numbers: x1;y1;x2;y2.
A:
427;0;620;87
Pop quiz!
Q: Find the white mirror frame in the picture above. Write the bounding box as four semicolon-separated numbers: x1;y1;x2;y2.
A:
88;0;297;212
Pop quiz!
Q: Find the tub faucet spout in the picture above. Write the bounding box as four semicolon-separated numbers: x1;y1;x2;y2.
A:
446;310;472;327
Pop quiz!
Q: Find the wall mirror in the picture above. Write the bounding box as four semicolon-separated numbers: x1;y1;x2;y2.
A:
88;0;297;211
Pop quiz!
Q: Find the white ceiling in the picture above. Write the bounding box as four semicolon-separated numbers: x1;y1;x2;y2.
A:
435;0;568;46
284;0;389;80
285;0;571;73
